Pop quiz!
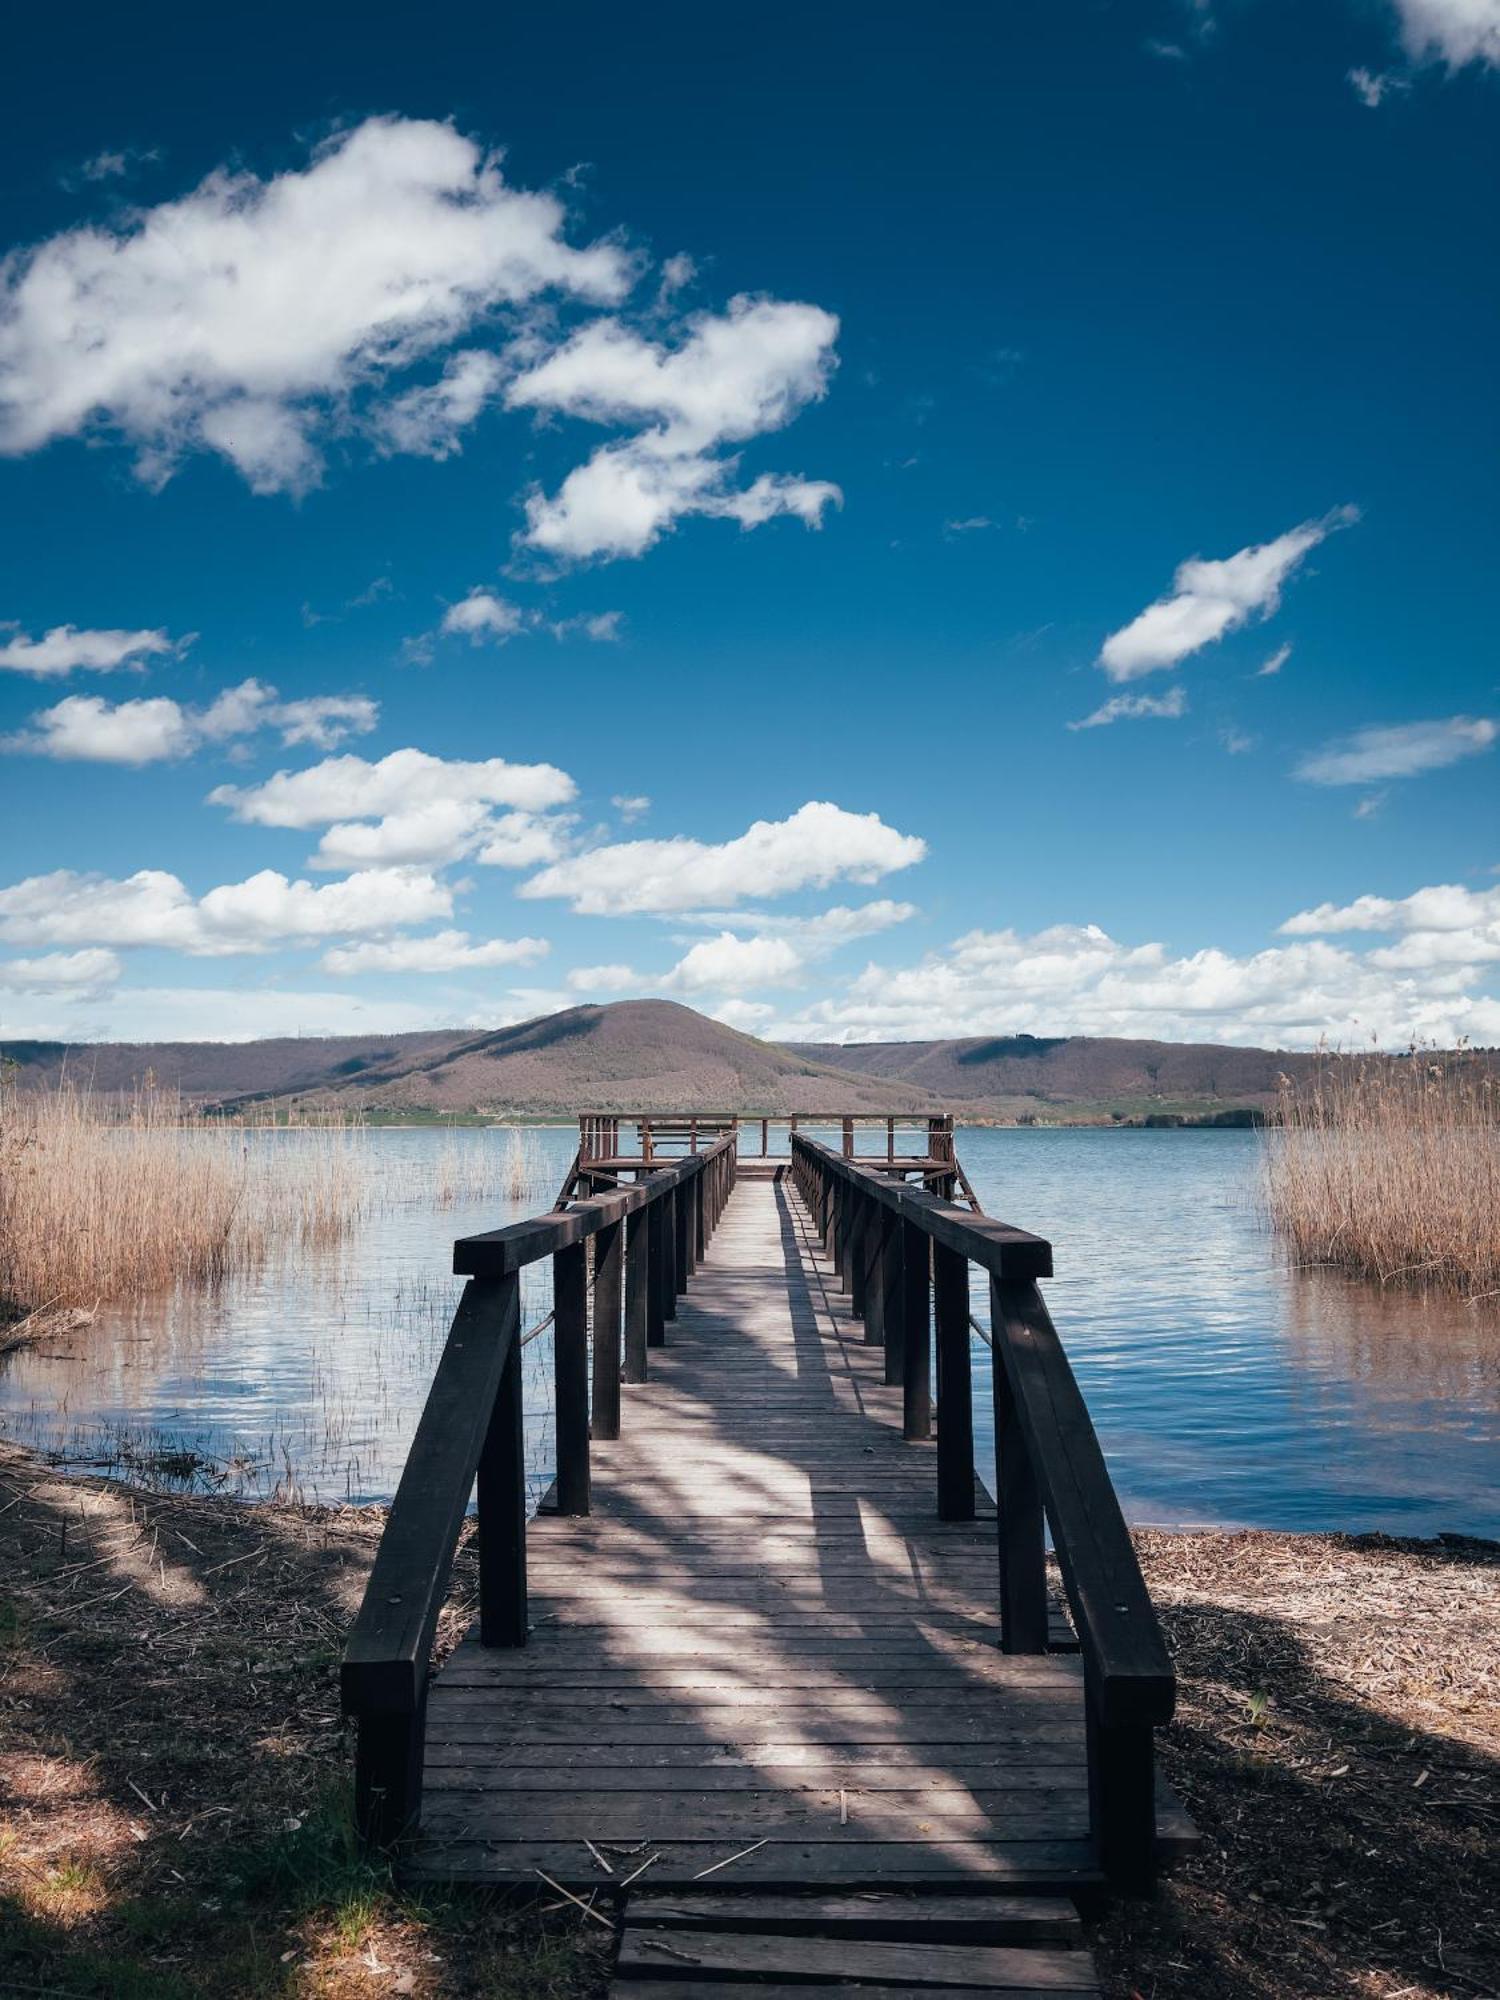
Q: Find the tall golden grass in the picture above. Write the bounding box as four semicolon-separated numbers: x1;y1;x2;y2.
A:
1264;1052;1500;1294
0;1079;366;1313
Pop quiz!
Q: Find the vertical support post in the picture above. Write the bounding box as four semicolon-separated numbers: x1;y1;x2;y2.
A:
590;1216;623;1441
624;1204;650;1383
661;1184;678;1322
848;1180;867;1318
694;1167;706;1261
477;1276;526;1646
932;1242;974;1518
900;1217;931;1440
674;1175;691;1294
553;1240;589;1515
1087;1670;1158;1894
833;1178;851;1289
990;1276;1049;1654
761;1116;768;1156
646;1193;666;1347
863;1194;888;1350
354;1698;428;1849
880;1206;905;1386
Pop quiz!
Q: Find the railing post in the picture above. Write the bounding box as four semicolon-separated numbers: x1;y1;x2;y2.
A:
989;1275;1049;1654
477;1274;527;1646
674;1174;691;1291
590;1217;623;1440
624;1204;650;1383
880;1203;905;1386
694;1166;706;1261
900;1217;931;1439
932;1242;974;1518
661;1184;678;1322
1087;1668;1158;1894
353;1697;428;1849
863;1194;889;1351
848;1178;867;1318
647;1191;666;1346
553;1240;589;1515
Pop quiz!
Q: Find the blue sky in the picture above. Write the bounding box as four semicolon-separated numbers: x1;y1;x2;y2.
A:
1;0;1496;1048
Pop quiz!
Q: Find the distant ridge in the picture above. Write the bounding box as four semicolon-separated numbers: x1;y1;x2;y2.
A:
2;999;1326;1122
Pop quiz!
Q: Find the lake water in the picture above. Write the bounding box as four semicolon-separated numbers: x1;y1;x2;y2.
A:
2;1124;1495;1536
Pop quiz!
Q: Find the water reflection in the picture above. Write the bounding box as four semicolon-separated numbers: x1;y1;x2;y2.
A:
1;1125;1494;1535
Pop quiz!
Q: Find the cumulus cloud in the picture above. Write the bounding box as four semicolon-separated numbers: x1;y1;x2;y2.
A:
565;962;643;993
0;117;629;493
1099;507;1357;681
209;746;575;827
762;911;1500;1050
0;623;176;678
519;802;926;915
5;679;378;763
1294;715;1497;785
374;349;504;459
1389;0;1500;69
1280;882;1500;969
438;589;526;644
1067;687;1188;731
321;929;549;974
208;745;577;873
0;948;121;994
664;931;805;993
0;865;452;956
509;295;841;560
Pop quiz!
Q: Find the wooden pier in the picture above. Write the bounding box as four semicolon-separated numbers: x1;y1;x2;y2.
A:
343;1123;1191;1995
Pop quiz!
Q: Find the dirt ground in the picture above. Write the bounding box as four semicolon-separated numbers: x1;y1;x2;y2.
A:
1;1445;1495;1998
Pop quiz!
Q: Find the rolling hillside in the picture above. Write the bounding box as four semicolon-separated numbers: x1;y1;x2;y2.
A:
1;1001;1326;1120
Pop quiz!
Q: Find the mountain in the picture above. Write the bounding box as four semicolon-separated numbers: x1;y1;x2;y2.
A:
781;1031;1318;1118
2;1003;922;1116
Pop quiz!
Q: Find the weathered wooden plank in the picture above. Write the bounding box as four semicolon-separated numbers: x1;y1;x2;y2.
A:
615;1927;1100;1988
624;1891;1081;1942
609;1984;1093;2000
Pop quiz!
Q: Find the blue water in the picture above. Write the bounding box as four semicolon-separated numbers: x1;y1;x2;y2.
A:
1;1125;1495;1535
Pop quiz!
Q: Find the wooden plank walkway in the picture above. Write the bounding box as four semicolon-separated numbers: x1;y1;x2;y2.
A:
407;1172;1107;1908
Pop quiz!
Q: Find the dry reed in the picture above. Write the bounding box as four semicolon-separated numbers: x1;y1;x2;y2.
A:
0;1077;366;1314
1263;1050;1500;1294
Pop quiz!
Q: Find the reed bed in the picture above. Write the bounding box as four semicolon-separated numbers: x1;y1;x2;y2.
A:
0;1080;367;1315
1263;1051;1500;1295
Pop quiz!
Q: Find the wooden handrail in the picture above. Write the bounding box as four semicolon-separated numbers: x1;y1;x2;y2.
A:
789;1132;1173;1892
343;1133;737;1847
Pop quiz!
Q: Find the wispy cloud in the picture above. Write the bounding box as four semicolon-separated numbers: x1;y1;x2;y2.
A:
1098;507;1356;682
4;680;378;764
1256;642;1292;678
1294;715;1497;785
1067;686;1188;731
0;623;178;679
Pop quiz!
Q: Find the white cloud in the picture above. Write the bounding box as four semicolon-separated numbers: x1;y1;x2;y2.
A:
439;588;526;642
0;948;121;994
1099;507;1357;681
321;929;549;974
1067;686;1188;731
1280;882;1500;973
374;349;504;459
665;931;805;993
1294;715;1497;785
1348;66;1409;105
5;679;378;763
0;623;175;679
519;801;926;915
611;793;650;821
762;913;1500;1050
310;803;571;872
710;998;776;1030
676;899;916;946
0;865;452;956
520;437;840;562
1256;642;1292;677
565;962;643;993
509;295;841;560
0;984;472;1044
1390;0;1500;69
0;117;629;492
209;746;576;827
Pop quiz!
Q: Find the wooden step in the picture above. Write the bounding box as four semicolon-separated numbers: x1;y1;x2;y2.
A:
610;1909;1100;1991
626;1890;1082;1942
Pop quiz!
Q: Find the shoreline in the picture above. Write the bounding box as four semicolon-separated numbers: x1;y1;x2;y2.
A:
1;1442;1494;1999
